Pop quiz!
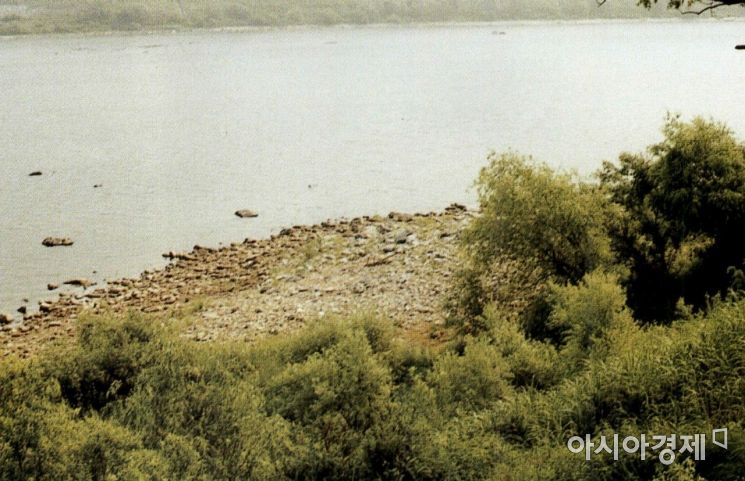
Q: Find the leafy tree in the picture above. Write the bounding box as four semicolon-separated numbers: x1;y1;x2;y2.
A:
465;152;614;285
599;115;745;323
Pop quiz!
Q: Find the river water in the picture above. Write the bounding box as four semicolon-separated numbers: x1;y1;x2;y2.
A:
2;20;745;314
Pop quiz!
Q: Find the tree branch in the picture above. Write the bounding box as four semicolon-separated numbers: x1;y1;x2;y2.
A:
681;1;726;14
597;0;745;12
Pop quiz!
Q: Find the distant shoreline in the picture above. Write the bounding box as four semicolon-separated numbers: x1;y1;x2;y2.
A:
3;15;745;40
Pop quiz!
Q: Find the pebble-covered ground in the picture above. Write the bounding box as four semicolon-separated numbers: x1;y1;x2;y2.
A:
1;204;474;358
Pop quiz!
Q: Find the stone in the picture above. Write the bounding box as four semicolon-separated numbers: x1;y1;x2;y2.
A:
63;278;95;289
0;313;13;325
393;229;412;244
42;237;74;247
363;225;380;239
235;209;258;218
445;202;467;212
388;211;413;222
28;171;42;176
16;306;27;315
162;251;195;261
47;283;59;291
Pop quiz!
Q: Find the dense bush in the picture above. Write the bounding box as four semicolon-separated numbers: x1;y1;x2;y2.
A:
465;152;614;284
2;314;514;481
453;116;745;334
3;293;745;480
447;152;616;340
599;115;745;323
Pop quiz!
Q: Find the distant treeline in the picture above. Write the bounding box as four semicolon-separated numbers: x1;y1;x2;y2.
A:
0;0;742;35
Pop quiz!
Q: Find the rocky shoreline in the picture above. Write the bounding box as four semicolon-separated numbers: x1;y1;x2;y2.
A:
1;204;474;358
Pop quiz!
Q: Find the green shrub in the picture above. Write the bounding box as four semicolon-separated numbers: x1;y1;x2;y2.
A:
264;328;392;479
50;312;164;413
548;270;638;367
428;336;512;412
484;307;562;390
448;152;617;339
465;152;614;284
445;255;549;335
3;280;745;480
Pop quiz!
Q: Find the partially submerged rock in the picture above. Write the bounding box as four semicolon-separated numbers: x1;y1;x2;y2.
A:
28;171;42;177
42;237;73;247
163;251;196;261
0;313;13;325
445;202;467;212
47;283;59;291
63;278;95;289
235;209;258;218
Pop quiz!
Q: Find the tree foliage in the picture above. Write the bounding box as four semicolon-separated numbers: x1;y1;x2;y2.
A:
599;115;745;322
456;116;745;328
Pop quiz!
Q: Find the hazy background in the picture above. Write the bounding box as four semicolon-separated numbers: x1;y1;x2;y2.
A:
1;0;744;35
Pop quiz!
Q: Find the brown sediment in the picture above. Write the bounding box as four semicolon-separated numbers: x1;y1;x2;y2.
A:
0;204;474;358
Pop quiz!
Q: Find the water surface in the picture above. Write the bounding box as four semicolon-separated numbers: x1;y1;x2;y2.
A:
2;20;745;313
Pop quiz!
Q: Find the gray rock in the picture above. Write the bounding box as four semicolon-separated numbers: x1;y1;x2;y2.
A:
393;229;412;244
388;211;413;222
235;209;258;218
0;313;13;325
42;237;74;247
47;283;59;291
363;225;380;239
28;171;42;176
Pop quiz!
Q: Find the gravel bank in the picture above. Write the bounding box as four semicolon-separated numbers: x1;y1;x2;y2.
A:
1;204;474;358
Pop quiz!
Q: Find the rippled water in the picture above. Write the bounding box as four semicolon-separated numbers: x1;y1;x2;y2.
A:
2;20;745;314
